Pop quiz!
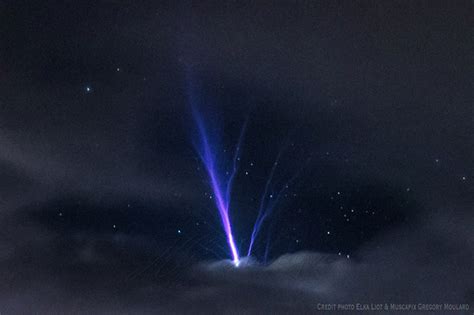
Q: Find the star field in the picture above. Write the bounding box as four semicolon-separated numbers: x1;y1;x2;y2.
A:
0;1;472;313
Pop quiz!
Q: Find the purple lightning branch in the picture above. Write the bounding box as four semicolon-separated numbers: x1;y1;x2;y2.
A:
247;147;310;258
247;147;284;257
187;74;307;265
225;119;248;209
191;105;242;266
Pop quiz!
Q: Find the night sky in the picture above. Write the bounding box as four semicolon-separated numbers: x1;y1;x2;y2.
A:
1;1;473;314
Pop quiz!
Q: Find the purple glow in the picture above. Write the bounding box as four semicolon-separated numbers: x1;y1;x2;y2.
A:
247;151;309;258
191;106;241;266
247;149;283;257
225;119;247;210
186;74;306;264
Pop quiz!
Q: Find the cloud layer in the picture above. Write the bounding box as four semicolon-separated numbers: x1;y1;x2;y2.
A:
0;204;471;314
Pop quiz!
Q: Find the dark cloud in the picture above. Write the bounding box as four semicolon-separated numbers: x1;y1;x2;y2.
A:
0;202;472;314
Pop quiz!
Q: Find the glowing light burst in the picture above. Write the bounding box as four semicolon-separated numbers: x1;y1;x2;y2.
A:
190;105;244;266
187;76;306;265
